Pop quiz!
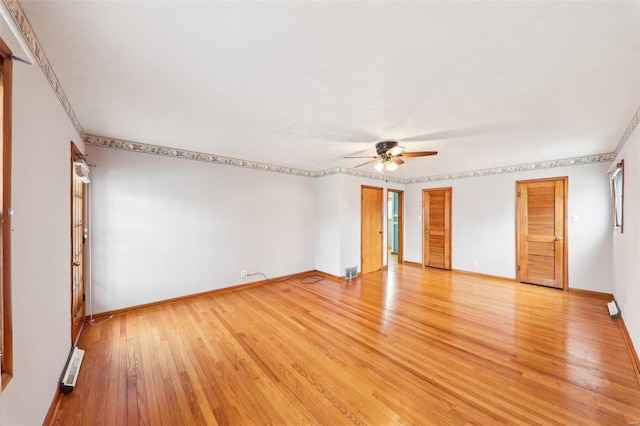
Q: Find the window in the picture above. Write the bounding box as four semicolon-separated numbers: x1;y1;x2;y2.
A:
610;160;624;233
0;37;13;389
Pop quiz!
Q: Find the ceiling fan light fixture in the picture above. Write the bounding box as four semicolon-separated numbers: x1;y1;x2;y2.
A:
385;161;398;172
374;161;385;172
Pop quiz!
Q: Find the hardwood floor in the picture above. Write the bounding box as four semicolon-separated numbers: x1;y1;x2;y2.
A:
54;265;640;425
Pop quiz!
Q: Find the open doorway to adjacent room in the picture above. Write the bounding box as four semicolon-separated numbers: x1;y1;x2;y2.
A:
387;189;403;266
71;142;89;344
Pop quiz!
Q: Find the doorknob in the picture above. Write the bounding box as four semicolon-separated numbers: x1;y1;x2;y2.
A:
379;230;383;234
555;236;563;241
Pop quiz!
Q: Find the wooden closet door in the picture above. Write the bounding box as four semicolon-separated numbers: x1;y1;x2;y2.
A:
423;188;452;270
516;178;567;289
361;186;383;275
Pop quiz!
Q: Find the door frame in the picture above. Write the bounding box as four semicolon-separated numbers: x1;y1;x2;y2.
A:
387;189;404;264
515;176;568;290
361;185;384;275
422;187;452;270
0;39;13;388
70;142;87;344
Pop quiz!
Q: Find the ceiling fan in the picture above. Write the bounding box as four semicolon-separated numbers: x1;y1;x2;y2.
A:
344;141;437;172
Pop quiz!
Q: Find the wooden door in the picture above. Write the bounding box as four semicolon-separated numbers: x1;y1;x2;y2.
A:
0;47;13;385
423;188;452;270
361;186;383;275
71;143;87;343
516;177;567;289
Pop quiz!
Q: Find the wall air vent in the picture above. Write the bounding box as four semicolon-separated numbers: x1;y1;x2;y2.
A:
607;300;621;318
345;266;357;280
60;346;85;393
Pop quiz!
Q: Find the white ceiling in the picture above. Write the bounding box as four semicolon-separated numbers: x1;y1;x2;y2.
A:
20;1;640;178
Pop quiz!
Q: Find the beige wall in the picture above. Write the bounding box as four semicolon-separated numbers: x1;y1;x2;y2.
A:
1;30;84;426
612;126;640;358
87;145;316;314
405;162;614;293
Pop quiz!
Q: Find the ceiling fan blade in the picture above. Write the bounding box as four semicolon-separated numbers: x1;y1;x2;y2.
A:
387;146;405;156
401;151;438;158
344;156;377;159
354;159;378;168
390;157;404;165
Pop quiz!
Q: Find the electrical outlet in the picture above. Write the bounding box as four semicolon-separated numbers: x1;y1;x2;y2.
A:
240;270;248;278
473;260;479;268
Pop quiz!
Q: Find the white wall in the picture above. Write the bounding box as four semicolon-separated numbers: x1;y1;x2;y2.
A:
1;33;84;426
87;146;316;313
405;162;613;292
314;173;404;277
612;127;640;356
315;174;342;276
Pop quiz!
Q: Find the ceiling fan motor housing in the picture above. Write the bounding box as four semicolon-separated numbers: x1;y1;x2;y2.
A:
375;141;399;155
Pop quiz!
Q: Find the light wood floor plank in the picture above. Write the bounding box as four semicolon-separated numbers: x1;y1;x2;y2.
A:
55;265;640;425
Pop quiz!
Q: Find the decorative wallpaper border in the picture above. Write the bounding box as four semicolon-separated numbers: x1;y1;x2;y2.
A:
85;134;613;185
84;134;318;178
614;105;640;158
84;135;408;183
313;167;406;184
403;153;615;184
2;0;85;138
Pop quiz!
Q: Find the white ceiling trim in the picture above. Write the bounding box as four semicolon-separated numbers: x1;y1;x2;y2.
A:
85;134;613;185
2;0;85;138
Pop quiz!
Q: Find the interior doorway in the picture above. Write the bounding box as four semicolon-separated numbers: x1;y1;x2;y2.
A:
387;189;403;265
71;142;88;344
0;39;13;387
422;187;452;270
361;185;383;275
516;177;568;289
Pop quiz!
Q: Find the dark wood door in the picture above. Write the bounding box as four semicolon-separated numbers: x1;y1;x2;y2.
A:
422;188;452;270
361;186;383;275
516;178;567;289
